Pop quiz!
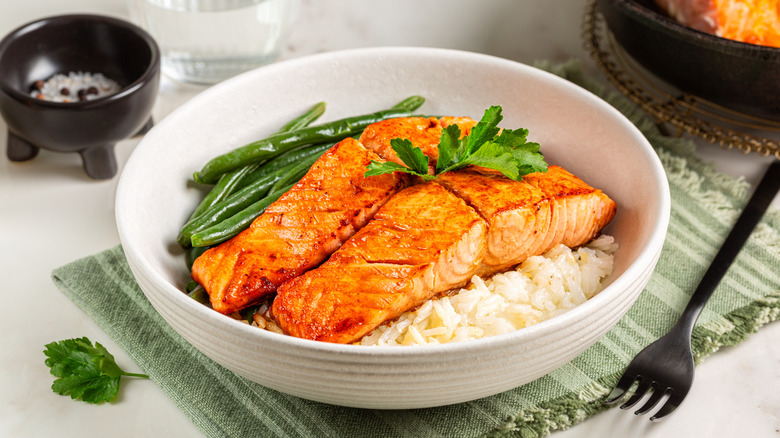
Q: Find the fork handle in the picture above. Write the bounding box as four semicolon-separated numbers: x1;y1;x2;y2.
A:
677;159;780;335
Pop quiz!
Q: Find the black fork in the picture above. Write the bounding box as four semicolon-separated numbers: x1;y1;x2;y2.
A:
605;159;780;421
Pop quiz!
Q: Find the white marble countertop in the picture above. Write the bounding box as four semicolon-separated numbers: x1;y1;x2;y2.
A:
2;1;778;437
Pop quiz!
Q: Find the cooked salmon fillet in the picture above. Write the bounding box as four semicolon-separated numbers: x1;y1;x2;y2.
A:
191;137;409;314
271;182;487;343
435;166;617;275
190;113;616;344
272;165;616;343
358;116;477;173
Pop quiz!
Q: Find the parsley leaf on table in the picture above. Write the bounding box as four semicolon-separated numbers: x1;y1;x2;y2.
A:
365;105;548;181
44;337;149;404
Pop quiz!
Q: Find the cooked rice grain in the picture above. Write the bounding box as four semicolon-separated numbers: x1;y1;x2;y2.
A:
360;235;618;346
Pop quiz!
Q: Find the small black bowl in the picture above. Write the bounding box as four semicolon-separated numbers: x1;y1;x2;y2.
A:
0;14;160;179
597;0;780;121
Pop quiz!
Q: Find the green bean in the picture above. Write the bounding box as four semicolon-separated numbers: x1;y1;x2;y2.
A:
187;285;211;305
179;161;296;247
184;96;426;246
391;95;425;111
187;163;260;222
182;102;327;225
193;104;423;184
190;183;296;247
178;148;327;247
278;101;327;133
242;142;334;187
270;153;320;192
242;304;262;323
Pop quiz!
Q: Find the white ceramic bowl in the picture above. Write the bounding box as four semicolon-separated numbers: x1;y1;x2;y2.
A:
116;47;670;409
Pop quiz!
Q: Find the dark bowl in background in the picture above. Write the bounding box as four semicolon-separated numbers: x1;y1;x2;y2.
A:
597;0;780;122
0;14;160;179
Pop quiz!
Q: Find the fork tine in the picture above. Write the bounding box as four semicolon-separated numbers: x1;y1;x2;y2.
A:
605;372;639;404
620;378;653;409
634;386;670;415
649;391;686;421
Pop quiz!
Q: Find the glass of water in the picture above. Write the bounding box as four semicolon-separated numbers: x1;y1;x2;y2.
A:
128;0;299;84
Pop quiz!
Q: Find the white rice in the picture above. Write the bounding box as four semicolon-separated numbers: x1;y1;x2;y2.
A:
359;234;618;346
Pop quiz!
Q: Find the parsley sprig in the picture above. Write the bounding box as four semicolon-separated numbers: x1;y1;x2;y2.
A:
365;105;547;181
44;337;149;404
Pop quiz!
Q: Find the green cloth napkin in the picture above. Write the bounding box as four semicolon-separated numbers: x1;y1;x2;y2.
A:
51;60;780;438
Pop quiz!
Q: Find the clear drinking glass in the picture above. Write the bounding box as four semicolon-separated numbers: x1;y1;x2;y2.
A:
128;0;299;84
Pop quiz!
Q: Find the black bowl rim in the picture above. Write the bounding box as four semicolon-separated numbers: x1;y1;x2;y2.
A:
0;13;160;109
605;0;780;60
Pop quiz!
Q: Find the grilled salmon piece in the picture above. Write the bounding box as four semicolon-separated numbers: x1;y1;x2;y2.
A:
191;137;409;314
358;116;477;173
271;182;487;343
435;166;617;275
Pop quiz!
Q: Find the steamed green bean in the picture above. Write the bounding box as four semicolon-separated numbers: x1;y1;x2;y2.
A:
193;101;423;183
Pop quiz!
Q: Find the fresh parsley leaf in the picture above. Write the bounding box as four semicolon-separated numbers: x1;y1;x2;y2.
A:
390;138;430;176
364;105;547;181
461;106;500;156
459;141;520;180
365;138;435;180
511;145;548;177
365;160;416;177
44;337;149;404
50;364;120;404
435;124;460;174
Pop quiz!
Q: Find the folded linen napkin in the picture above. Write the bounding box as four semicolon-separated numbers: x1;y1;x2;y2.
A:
52;60;780;438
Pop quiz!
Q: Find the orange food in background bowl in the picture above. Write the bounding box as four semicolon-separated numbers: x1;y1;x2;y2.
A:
655;0;780;47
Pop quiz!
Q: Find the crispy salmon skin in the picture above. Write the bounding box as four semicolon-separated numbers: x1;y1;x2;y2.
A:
191;137;409;314
272;182;487;343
